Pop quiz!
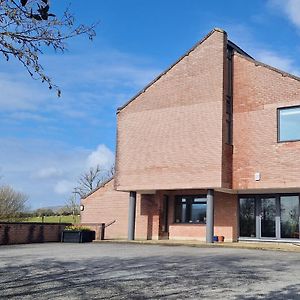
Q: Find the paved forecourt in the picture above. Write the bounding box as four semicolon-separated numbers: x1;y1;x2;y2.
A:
0;243;299;299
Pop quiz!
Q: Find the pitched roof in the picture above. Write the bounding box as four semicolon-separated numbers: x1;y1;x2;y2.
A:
117;28;224;113
234;51;300;83
116;28;253;113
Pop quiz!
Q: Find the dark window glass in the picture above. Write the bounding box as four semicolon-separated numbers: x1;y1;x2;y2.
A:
280;196;299;239
260;197;276;238
278;106;300;142
175;196;206;224
239;198;256;237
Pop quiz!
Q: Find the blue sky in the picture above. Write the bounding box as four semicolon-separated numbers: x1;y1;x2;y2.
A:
1;0;300;209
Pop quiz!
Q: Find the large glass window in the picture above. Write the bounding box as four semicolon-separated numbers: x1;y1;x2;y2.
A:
278;106;300;142
239;194;300;240
280;196;299;239
175;196;206;224
239;197;256;237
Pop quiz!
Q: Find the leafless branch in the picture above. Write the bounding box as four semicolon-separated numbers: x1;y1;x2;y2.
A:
73;164;115;198
0;0;97;96
0;185;28;220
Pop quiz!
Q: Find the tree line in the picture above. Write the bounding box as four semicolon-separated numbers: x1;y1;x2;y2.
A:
0;185;79;221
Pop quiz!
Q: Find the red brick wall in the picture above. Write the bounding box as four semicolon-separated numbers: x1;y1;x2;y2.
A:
136;193;161;240
169;224;207;241
81;180;163;240
233;53;300;190
0;223;68;245
81;180;238;241
214;192;238;241
115;29;227;191
81;179;129;239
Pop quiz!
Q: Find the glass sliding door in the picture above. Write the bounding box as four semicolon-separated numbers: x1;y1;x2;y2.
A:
280;196;299;239
239;197;256;238
260;197;276;238
239;194;300;240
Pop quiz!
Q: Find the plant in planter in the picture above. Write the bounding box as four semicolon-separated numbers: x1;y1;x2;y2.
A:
217;235;225;242
61;225;95;243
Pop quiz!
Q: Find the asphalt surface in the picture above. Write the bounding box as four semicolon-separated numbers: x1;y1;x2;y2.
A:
0;243;299;299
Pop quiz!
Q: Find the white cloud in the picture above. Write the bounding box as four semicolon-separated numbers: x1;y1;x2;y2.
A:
0;48;161;122
255;50;300;76
9;112;52;122
86;144;115;170
268;0;300;28
35;167;63;179
54;180;75;195
0;46;160;208
0;42;161;209
0;72;51;112
0;138;114;208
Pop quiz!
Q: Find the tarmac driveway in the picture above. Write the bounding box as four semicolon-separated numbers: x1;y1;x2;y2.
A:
0;243;299;299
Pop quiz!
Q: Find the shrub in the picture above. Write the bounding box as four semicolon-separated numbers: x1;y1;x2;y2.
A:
64;225;91;231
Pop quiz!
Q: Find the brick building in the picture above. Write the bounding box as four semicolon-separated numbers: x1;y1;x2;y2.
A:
81;28;300;242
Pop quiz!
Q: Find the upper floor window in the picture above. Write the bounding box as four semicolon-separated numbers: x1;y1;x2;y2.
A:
278;106;300;142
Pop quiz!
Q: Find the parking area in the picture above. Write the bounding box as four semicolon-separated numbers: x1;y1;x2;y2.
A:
0;243;299;299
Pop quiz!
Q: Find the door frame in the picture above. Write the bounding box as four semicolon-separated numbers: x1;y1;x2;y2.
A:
257;196;278;239
239;193;300;240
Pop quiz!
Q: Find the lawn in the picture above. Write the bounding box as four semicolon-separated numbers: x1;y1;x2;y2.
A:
22;215;80;224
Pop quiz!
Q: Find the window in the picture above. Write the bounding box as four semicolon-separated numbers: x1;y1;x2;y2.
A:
175;195;206;224
280;196;299;239
278;106;300;142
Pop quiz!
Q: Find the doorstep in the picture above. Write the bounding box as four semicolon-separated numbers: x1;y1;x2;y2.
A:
93;239;300;253
239;237;300;243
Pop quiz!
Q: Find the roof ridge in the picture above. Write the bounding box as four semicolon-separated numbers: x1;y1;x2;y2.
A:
117;28;227;113
227;40;253;59
234;51;300;82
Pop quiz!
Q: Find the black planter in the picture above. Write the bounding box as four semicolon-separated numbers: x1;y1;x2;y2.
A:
61;230;95;243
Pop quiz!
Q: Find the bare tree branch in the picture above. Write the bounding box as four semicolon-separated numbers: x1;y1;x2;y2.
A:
73;164;115;198
0;0;97;96
0;185;28;220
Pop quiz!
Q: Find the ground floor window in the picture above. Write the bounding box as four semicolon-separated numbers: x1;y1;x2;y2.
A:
281;196;299;238
175;195;206;224
239;194;300;239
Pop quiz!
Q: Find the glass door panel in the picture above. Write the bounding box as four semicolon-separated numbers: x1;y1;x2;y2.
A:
280;196;299;239
261;198;276;238
239;198;256;237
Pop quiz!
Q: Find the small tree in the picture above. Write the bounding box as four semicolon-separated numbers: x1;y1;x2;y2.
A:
73;164;114;198
0;185;28;220
0;0;96;95
65;194;79;223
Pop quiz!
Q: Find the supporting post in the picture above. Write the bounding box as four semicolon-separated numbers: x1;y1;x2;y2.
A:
128;191;137;240
206;189;214;243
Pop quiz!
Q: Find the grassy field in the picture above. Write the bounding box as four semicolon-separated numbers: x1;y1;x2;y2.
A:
19;215;80;224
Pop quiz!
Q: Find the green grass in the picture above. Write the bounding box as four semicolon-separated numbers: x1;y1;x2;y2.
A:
21;215;80;224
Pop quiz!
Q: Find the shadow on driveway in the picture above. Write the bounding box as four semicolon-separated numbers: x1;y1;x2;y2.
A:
0;245;299;299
